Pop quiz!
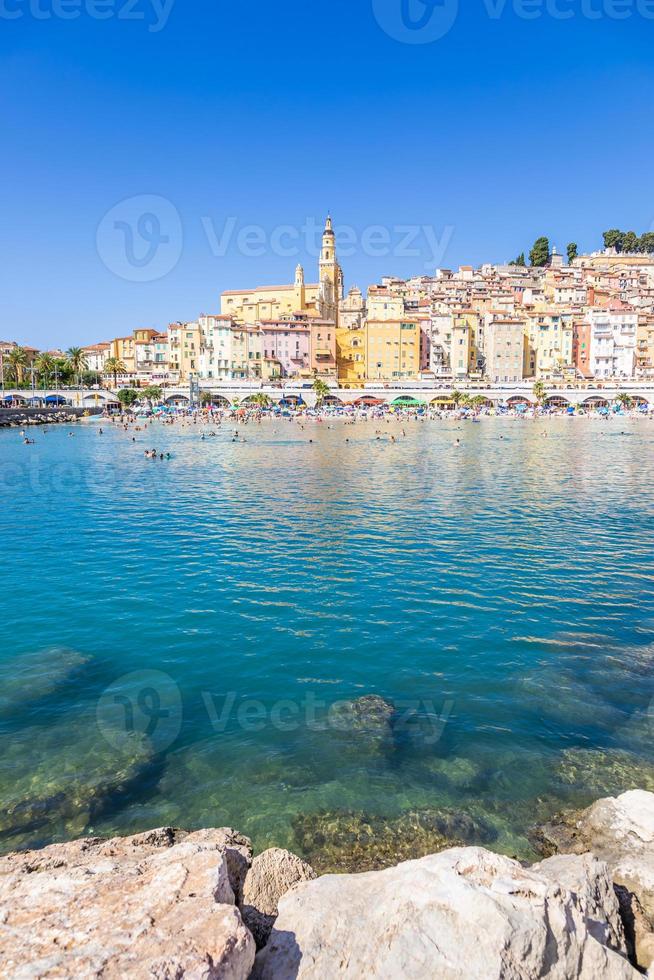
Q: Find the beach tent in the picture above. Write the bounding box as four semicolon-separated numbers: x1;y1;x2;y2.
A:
391;396;425;408
45;395;67;406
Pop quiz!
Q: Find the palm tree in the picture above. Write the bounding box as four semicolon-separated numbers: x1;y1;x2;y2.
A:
532;380;547;406
34;352;55;389
251;392;272;408
451;390;471;409
616;392;633;410
141;385;163;407
312;378;331;406
469;394;488;413
6;346;28;386
66;347;88;389
104;357;126;389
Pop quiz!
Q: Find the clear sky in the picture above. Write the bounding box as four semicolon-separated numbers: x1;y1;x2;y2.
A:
2;0;654;348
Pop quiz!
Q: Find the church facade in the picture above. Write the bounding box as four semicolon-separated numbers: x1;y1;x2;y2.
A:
220;216;343;326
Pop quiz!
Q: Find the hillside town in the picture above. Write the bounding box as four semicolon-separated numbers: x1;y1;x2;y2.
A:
3;218;654;392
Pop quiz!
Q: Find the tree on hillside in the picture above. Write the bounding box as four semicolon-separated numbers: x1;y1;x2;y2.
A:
603;229;624;252
622;231;639;254
529;237;550;267
567;243;578;264
510;253;526;267
639;232;654;254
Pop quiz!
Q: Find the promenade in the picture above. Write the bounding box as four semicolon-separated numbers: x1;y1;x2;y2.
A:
3;382;654;411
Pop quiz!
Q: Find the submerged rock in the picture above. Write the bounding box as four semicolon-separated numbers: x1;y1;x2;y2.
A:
420;754;482;790
0;713;154;845
241;847;316;948
255;846;638;979
327;694;395;735
291;806;497;874
0;647;91;717
554;748;654;799
0;827;255;979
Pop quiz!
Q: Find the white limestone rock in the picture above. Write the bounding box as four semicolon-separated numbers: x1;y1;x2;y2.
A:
255;845;639;979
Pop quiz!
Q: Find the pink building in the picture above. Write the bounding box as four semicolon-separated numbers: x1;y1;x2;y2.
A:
259;317;311;377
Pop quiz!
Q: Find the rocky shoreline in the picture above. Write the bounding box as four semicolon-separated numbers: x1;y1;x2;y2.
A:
0;407;95;428
1;789;652;978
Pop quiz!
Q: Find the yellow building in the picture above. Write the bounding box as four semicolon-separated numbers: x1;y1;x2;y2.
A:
168;321;201;381
110;335;136;373
220;216;343;325
637;314;654;378
523;311;574;379
451;312;480;379
336;323;367;386
365;320;421;381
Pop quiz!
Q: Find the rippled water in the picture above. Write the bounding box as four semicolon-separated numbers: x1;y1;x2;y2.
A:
1;414;654;867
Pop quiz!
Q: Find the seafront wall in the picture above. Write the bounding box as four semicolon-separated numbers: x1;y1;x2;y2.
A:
0;789;652;978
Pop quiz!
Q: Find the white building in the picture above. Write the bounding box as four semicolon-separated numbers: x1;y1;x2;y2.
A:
588;303;637;379
198;315;261;381
83;343;110;374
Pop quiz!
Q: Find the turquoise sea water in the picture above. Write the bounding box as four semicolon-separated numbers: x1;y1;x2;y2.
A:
1;415;654;868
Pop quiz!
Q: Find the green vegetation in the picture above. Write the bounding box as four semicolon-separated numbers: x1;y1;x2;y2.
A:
567;242;578;263
312;378;331;403
117;388;139;407
532;380;547;405
104;357;126;388
66;347;88;389
141;385;163;405
529;237;551;268
251;392;272;408
5;346;28;385
509;253;526;267
602;229;654;253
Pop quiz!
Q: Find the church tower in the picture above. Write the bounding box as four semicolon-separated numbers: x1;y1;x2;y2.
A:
319;215;340;323
293;262;306;311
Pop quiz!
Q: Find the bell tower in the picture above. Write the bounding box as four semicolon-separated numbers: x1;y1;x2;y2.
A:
319;215;340;322
293;263;306;311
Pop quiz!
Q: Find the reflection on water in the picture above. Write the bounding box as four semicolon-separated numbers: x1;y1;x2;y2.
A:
1;416;653;865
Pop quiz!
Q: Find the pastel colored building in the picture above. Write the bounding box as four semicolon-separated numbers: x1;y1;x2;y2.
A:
259;317;312;378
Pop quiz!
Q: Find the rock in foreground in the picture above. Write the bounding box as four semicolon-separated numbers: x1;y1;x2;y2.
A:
255;846;639;979
0;827;255;979
241;847;317;948
536;788;654;970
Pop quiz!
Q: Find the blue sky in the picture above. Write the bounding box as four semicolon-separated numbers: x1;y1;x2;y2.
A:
1;0;653;348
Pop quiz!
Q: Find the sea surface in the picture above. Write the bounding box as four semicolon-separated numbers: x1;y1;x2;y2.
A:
1;414;654;869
